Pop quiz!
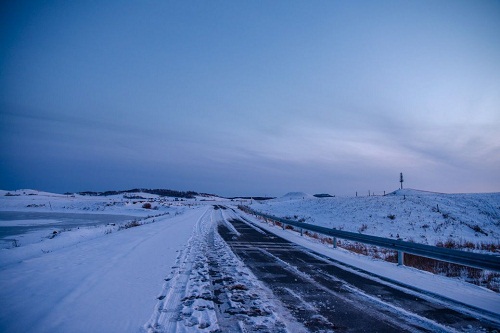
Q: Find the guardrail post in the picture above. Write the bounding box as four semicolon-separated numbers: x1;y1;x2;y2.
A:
333;237;337;248
300;228;303;236
282;223;286;230
398;251;404;266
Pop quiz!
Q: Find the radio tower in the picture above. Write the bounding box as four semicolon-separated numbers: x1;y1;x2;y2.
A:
400;172;404;189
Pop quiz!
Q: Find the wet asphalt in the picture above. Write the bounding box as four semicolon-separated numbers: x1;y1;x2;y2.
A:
218;217;500;333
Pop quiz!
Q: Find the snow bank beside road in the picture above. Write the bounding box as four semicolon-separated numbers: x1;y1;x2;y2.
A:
0;207;206;333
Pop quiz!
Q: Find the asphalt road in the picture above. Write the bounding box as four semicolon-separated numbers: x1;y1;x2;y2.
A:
218;215;500;332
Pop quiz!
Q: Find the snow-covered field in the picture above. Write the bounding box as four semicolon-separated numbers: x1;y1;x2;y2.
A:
1;189;499;332
0;197;202;332
0;190;201;332
0;189;194;251
0;189;197;216
250;189;500;251
0;190;293;332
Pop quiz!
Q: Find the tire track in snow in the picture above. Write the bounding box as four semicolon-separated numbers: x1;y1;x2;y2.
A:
144;206;302;333
144;207;217;332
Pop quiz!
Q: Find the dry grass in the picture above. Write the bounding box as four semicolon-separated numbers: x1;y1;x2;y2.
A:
338;240;499;292
119;220;141;230
436;239;500;253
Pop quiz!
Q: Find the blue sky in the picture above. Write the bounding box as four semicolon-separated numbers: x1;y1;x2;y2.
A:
1;0;499;196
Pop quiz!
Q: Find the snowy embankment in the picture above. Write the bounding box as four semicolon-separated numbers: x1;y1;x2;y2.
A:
0;206;205;333
250;189;500;250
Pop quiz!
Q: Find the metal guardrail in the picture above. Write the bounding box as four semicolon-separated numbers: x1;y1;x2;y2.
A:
241;206;500;272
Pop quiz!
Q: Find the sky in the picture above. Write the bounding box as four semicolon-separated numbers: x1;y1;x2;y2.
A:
1;0;499;197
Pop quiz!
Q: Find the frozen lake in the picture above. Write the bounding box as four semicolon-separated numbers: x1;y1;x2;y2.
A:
0;211;136;239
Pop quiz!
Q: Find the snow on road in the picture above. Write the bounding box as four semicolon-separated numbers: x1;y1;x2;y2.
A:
238;209;500;321
144;206;304;332
0;207;205;333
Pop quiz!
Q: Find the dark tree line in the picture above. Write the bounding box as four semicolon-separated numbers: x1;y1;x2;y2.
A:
76;188;198;198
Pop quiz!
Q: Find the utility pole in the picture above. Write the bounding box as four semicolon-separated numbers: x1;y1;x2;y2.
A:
400;172;404;189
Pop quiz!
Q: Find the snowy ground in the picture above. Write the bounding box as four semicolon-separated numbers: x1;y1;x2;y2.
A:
1;189;499;332
0;189;199;216
0;205;205;332
144;207;304;332
0;191;294;332
0;189;202;251
249;189;500;250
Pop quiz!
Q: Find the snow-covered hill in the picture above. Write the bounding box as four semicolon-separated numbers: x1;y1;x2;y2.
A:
0;189;205;216
278;192;315;200
250;189;500;252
